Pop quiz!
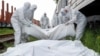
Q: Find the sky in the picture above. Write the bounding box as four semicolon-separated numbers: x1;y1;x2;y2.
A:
0;0;56;21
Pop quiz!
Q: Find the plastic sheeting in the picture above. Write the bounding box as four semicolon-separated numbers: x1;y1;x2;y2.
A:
0;40;99;56
23;23;75;40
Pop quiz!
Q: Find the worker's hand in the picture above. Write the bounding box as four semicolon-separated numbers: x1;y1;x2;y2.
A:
26;24;31;27
26;23;32;27
30;23;35;27
27;22;34;27
65;22;70;25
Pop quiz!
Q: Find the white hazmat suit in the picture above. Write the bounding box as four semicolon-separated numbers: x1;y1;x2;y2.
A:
40;13;49;29
58;8;65;24
58;8;71;24
11;2;31;46
22;5;37;41
25;5;37;23
52;11;59;27
65;6;87;40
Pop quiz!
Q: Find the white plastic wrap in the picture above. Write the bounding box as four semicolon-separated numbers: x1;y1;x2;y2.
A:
0;40;99;56
23;23;75;40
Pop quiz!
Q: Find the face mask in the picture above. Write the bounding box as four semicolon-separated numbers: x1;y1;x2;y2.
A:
61;12;66;16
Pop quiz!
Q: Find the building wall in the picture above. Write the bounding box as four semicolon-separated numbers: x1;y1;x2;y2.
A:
67;0;95;10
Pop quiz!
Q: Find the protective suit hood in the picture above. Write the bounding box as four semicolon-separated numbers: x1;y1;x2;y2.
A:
60;8;66;15
43;13;47;17
64;6;71;11
23;2;31;11
30;5;37;11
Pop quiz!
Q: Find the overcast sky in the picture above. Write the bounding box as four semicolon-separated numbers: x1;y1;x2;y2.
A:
0;0;56;21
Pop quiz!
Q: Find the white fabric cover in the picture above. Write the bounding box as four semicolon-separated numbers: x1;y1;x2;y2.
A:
23;23;75;40
0;40;99;56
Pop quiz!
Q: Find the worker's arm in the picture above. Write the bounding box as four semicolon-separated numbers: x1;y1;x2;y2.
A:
18;10;32;26
65;10;77;25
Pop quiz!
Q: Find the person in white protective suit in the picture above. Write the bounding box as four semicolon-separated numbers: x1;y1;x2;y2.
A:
22;5;37;41
52;11;59;27
50;8;75;40
64;6;87;40
58;8;70;24
11;2;32;46
40;13;49;29
58;8;65;24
